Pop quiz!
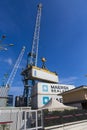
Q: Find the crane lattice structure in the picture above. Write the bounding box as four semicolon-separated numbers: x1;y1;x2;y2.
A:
22;3;42;106
6;46;25;87
27;3;42;67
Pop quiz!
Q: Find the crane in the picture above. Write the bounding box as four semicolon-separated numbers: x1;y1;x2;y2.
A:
6;46;26;87
0;46;25;107
21;3;42;106
27;3;42;67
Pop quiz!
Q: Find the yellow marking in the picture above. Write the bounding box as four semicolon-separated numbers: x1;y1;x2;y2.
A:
32;66;58;76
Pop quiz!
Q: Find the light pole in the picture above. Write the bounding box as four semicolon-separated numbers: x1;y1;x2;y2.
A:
0;35;14;51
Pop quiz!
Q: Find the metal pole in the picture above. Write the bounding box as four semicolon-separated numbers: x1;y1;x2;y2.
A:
36;110;38;130
24;111;26;130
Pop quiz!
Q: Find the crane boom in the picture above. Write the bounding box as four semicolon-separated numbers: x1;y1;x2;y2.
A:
6;46;25;87
28;3;42;66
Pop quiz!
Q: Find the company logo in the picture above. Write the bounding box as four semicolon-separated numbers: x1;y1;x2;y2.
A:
42;85;48;92
34;70;37;76
43;97;49;105
51;85;69;93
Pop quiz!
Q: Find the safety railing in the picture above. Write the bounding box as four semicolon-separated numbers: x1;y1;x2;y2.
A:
0;107;43;130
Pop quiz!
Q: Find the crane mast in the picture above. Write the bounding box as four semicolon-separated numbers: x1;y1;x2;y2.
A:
6;46;25;87
21;4;42;106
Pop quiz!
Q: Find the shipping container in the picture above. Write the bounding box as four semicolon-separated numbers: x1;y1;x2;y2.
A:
31;82;75;108
22;66;59;83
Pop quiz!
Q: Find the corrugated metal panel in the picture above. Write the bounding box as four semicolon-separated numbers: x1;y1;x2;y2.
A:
32;66;58;83
31;82;75;95
31;82;75;108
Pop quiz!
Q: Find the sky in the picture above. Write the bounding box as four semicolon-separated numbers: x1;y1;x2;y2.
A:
0;0;87;96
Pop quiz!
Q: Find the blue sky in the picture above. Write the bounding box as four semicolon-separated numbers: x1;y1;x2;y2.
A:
0;0;87;96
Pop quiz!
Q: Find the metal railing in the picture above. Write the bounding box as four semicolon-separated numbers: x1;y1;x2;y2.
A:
0;107;43;130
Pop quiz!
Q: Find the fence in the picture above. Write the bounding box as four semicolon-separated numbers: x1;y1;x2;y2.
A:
1;107;87;130
43;109;87;127
0;107;43;130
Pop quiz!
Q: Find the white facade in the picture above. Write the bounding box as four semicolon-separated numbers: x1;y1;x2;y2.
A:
0;86;9;107
31;82;75;108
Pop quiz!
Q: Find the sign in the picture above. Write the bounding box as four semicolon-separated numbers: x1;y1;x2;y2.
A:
51;85;69;93
43;96;49;104
38;83;75;94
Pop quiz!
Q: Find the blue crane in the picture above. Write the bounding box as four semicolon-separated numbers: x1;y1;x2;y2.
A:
27;3;42;67
21;3;42;106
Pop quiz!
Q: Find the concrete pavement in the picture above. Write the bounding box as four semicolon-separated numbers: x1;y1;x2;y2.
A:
45;120;87;130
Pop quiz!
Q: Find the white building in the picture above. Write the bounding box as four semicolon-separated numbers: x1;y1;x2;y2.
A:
0;86;9;107
31;82;75;109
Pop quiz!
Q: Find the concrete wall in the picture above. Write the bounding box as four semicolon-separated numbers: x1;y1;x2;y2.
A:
63;89;87;103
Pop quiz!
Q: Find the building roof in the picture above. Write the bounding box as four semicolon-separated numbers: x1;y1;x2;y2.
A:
59;85;87;95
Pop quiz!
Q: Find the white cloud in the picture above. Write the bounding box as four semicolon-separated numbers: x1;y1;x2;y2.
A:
8;80;23;96
0;58;13;65
4;58;13;65
9;86;23;96
60;76;78;85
